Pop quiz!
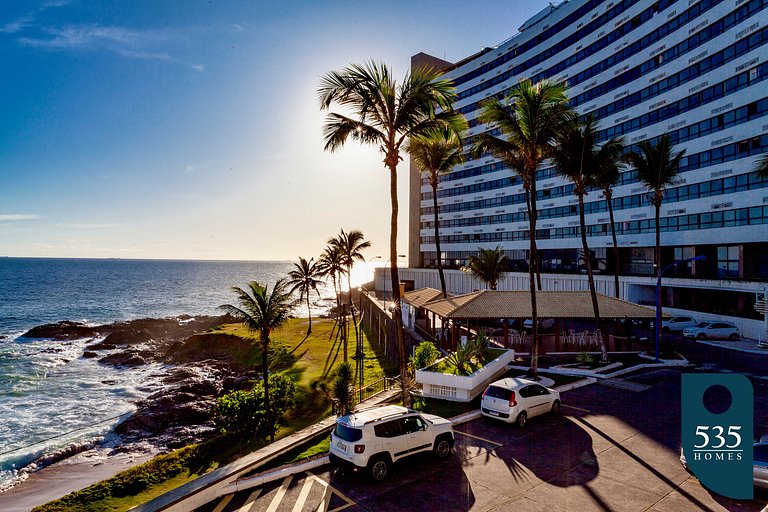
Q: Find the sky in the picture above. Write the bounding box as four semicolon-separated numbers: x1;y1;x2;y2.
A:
0;0;552;261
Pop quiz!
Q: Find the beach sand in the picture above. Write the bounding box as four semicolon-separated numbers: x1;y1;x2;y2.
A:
0;451;153;512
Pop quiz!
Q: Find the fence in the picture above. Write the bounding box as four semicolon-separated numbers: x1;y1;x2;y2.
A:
331;376;398;416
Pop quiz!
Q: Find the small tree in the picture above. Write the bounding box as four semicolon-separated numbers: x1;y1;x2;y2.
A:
410;341;441;370
333;361;354;416
213;374;296;439
287;257;323;336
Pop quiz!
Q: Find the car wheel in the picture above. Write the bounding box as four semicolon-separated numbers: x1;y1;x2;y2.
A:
368;456;389;482
551;400;561;415
728;333;739;341
434;435;452;459
516;411;527;428
697;333;706;340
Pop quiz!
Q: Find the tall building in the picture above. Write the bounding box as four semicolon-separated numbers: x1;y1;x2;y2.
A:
407;0;768;332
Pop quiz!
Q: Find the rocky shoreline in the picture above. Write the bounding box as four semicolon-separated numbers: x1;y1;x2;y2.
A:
17;315;256;471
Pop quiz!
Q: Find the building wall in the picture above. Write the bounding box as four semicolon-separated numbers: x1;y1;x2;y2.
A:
412;0;768;270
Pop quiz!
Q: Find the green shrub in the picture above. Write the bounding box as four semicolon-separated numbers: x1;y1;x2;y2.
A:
410;341;441;370
332;362;354;416
214;374;295;438
576;351;595;365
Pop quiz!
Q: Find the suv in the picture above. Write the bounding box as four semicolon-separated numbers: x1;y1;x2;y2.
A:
481;378;561;427
659;316;697;333
329;405;454;481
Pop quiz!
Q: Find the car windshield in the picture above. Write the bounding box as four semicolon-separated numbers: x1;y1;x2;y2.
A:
696;322;711;328
334;423;362;442
484;385;512;400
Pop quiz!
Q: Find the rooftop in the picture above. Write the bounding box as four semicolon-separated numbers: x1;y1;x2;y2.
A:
421;289;659;320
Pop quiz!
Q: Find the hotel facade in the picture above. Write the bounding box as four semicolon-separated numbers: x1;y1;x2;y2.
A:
395;0;768;337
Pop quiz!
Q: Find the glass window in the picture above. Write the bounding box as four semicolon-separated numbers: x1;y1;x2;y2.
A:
335;423;363;442
374;420;403;438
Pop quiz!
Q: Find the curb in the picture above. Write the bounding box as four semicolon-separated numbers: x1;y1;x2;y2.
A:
218;456;330;496
553;377;597;393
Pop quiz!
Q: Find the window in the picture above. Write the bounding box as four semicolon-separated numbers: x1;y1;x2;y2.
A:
374;420;403;438
716;246;739;278
335;424;363;442
402;416;426;434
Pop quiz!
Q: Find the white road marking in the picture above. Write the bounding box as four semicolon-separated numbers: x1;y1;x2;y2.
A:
265;474;293;512
454;429;503;446
212;494;233;512
237;489;262;512
291;477;314;512
562;404;591;413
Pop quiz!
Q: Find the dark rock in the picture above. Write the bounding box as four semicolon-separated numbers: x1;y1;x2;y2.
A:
21;321;100;340
87;341;117;350
102;328;153;346
99;352;147;367
82;351;99;358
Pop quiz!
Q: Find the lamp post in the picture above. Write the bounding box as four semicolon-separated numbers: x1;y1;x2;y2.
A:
654;255;706;361
381;254;406;312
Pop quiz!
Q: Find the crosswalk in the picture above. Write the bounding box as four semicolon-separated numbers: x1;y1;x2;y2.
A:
201;471;355;512
598;378;651;392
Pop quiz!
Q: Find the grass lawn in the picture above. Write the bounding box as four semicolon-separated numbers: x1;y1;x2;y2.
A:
36;317;395;512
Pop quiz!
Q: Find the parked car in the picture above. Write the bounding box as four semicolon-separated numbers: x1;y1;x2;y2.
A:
481;377;561;427
681;442;768;489
682;321;740;340
328;405;454;482
523;318;555;331
655;316;698;333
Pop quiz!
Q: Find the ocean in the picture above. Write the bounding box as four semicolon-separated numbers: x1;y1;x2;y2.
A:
0;257;344;490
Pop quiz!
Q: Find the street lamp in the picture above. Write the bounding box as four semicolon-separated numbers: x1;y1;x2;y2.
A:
654;255;706;361
382;254;406;311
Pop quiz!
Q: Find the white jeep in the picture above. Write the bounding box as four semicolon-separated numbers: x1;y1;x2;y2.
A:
328;405;454;481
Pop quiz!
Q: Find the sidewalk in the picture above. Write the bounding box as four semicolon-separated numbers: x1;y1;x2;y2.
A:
132;388;401;512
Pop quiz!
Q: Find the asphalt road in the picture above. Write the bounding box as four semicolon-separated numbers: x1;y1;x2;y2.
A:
198;367;768;512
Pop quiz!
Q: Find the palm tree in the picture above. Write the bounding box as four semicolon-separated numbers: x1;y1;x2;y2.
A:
755;153;768;178
287;257;323;336
624;134;685;276
317;243;346;315
330;229;371;358
471;78;573;379
591;133;626;299
461;246;508;290
407;128;466;298
551;116;622;363
218;279;295;441
319;61;465;406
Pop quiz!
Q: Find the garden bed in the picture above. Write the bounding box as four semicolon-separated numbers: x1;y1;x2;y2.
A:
415;348;515;402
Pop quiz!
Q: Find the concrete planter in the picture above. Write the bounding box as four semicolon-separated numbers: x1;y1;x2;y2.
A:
416;349;515;402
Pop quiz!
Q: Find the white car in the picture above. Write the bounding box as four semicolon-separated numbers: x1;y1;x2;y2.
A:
681;442;768;489
481;377;561;427
523;318;555;331
682;321;740;340
658;316;698;333
328;405;454;481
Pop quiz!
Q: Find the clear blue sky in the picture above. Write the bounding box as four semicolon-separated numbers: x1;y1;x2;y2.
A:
0;0;550;261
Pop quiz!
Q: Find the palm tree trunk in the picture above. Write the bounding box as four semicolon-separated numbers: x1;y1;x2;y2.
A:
346;271;360;358
606;189;620;298
388;162;410;407
655;201;661;276
530;181;542;291
432;181;447;298
261;337;272;442
578;191;607;362
525;186;539;379
306;295;312;335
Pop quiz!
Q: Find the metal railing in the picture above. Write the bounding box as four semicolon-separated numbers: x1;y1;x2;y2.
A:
331;377;398;416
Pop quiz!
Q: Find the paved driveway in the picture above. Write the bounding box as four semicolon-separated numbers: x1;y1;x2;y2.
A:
199;368;768;512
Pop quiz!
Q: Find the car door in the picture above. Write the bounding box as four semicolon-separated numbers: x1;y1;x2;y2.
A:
373;419;408;461
527;384;553;417
402;415;432;455
709;323;728;338
518;385;547;418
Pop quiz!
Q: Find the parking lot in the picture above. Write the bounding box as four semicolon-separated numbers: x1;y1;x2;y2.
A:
198;368;768;512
